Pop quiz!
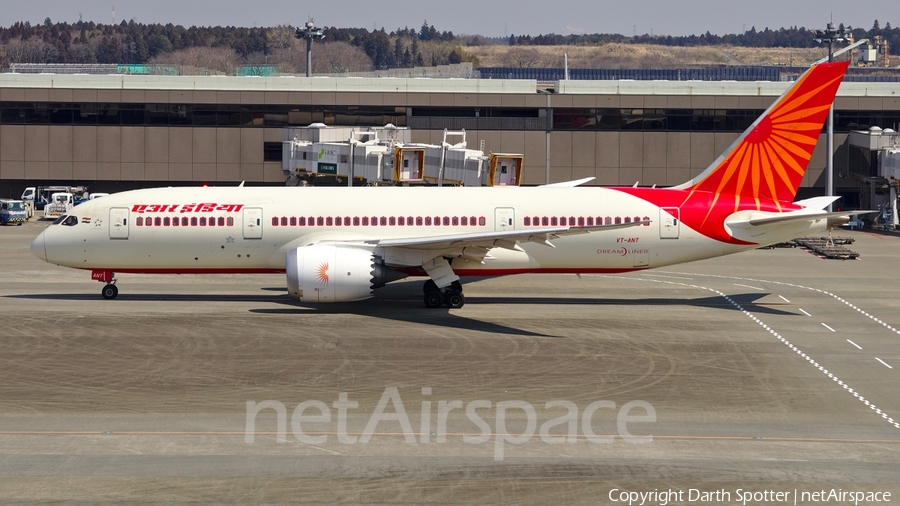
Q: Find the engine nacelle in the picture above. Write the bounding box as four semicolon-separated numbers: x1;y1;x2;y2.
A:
286;245;376;303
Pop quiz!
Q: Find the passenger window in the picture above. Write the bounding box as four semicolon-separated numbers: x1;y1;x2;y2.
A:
353;217;360;226
425;217;432;226
227;217;234;226
587;217;594;226
164;217;171;226
154;217;161;226
389;217;396;226
335;217;342;226
643;216;650;226
172;217;179;227
298;217;306;226
272;217;278;226
634;216;641;224
199;217;206;226
461;216;468;226
218;217;225;226
542;217;549;226
615;217;621;224
407;216;413;225
524;217;531;226
308;216;314;225
326;217;333;226
136;217;143;226
441;217;448;226
344;216;350;225
416;217;423;226
290;217;296;226
362;217;369;226
605;217;611;225
551;217;558;226
191;217;198;226
209;217;216;226
578;217;584;226
380;217;387;226
624;217;631;223
398;217;405;226
478;217;486;226
316;217;324;226
452;216;459;226
470;216;476;226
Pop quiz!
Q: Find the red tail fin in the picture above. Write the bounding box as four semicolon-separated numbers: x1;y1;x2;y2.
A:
677;61;849;208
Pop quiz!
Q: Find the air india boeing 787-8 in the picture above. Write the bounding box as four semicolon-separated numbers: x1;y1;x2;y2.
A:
31;61;859;308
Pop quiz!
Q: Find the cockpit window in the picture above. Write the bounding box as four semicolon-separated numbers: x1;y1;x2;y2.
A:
52;215;67;225
62;216;79;227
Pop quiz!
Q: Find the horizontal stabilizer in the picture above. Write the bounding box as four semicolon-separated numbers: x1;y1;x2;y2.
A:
728;210;877;228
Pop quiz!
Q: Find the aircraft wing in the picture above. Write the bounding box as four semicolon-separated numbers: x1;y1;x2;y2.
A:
360;220;649;251
538;177;596;188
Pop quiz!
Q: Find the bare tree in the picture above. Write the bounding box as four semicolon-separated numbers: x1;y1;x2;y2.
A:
270;41;372;75
267;25;295;51
150;46;241;75
500;47;542;68
7;37;60;63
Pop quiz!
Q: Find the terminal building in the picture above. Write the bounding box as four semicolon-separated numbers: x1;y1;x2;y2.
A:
0;71;899;210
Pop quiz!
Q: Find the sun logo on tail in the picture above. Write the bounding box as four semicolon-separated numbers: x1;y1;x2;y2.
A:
316;261;330;284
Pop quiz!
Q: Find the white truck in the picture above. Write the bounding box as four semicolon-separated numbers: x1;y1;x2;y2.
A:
42;192;75;220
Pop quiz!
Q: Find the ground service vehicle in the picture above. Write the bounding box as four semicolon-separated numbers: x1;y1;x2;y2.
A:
0;199;28;225
42;193;74;220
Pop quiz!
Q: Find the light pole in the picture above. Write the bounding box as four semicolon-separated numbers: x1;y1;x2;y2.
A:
814;22;851;211
295;21;325;77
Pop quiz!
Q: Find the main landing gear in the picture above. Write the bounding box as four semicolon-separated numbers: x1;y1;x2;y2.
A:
423;280;465;309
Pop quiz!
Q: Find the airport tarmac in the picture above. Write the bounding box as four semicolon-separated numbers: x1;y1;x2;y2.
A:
1;220;899;504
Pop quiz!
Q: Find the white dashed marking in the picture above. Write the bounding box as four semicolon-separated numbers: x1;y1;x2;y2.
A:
632;272;899;431
778;295;791;303
821;323;836;332
846;339;863;350
798;308;812;317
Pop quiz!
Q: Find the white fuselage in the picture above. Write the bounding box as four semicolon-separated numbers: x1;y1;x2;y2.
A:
32;185;826;277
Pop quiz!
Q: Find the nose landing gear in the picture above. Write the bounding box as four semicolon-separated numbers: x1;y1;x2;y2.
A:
92;270;119;299
423;280;465;309
101;283;119;299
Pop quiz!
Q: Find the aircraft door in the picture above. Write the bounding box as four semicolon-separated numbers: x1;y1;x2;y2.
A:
494;207;515;232
109;207;129;239
243;207;263;239
659;207;680;239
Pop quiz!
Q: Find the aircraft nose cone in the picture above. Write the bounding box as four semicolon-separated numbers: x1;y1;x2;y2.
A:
30;230;47;262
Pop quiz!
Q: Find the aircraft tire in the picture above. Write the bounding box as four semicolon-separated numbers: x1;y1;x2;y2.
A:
102;284;119;300
423;279;438;294
424;292;443;308
446;291;465;309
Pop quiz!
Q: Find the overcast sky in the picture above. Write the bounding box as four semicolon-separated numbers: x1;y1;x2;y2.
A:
0;0;890;38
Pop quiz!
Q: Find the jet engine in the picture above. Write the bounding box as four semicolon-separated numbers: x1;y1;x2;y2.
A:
285;245;403;303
